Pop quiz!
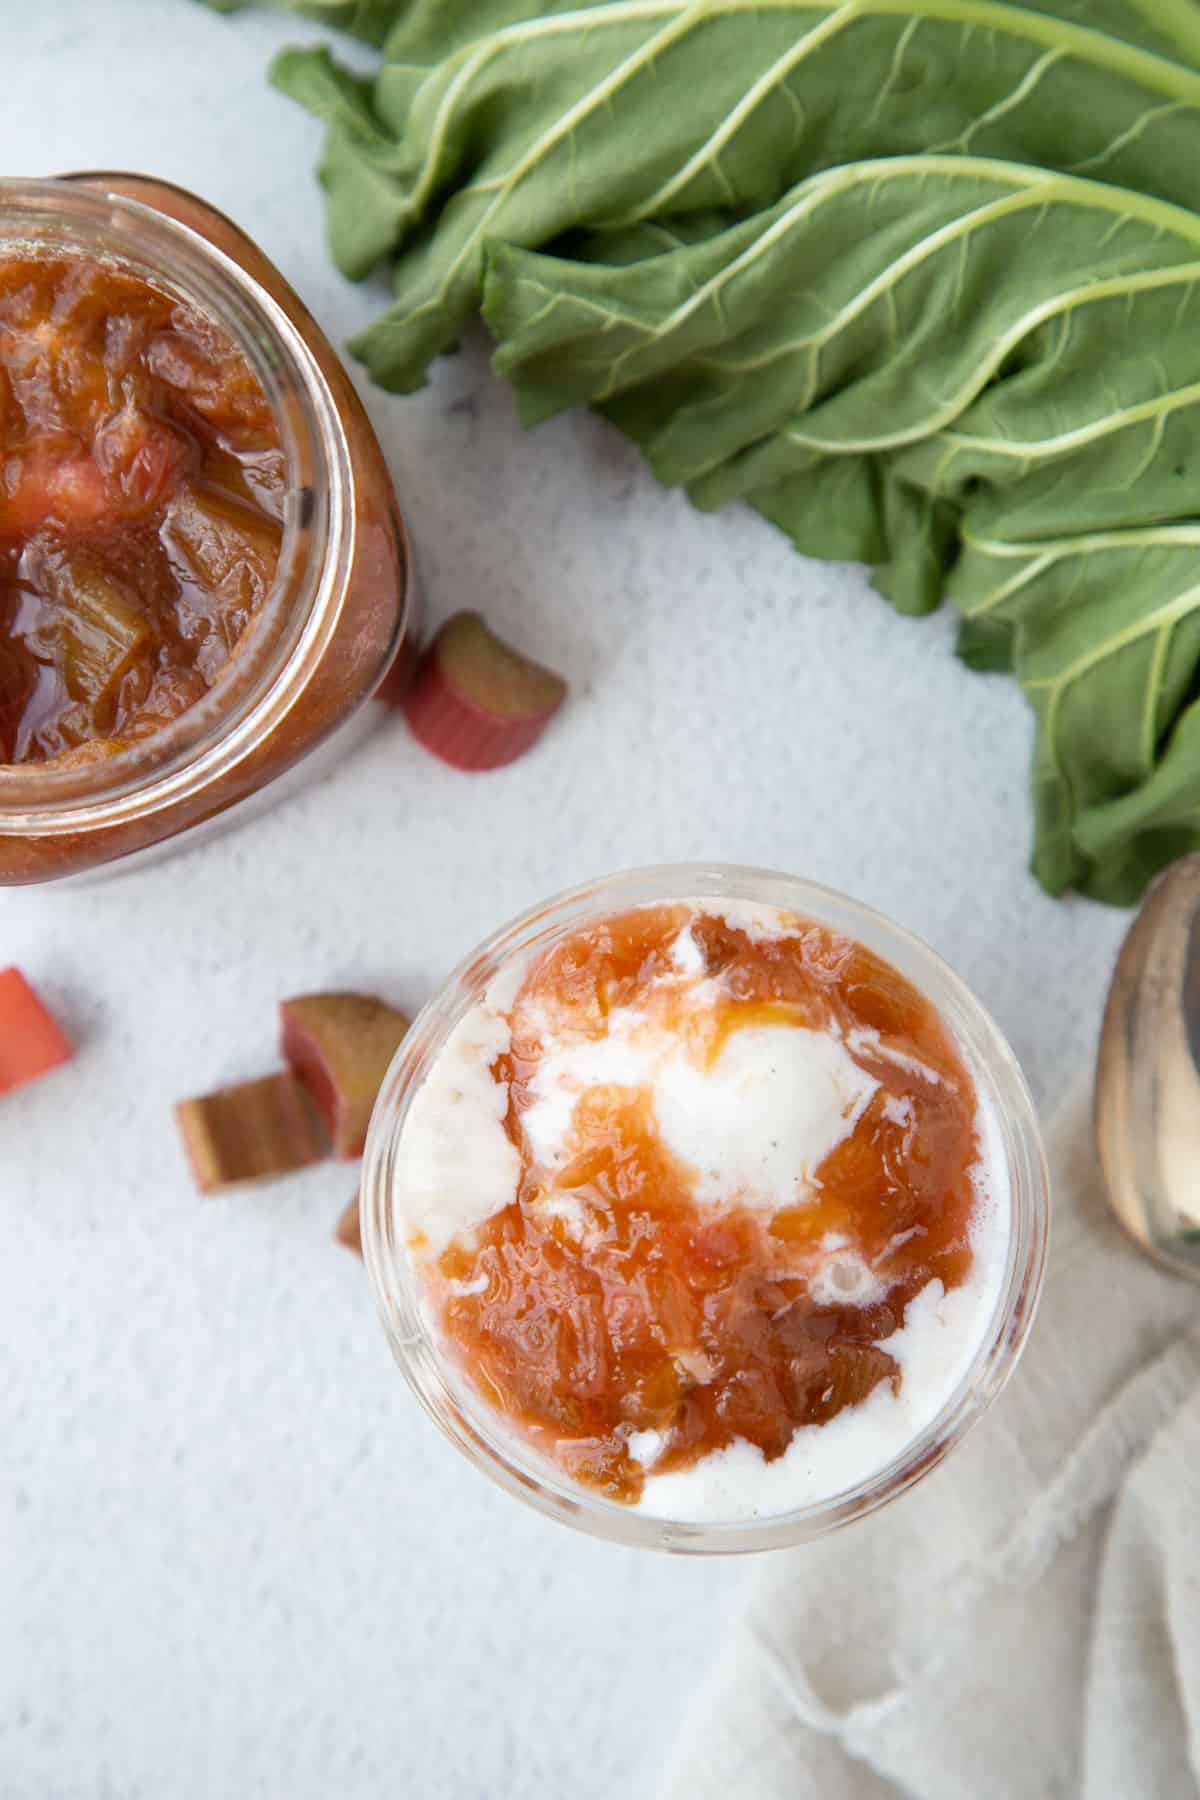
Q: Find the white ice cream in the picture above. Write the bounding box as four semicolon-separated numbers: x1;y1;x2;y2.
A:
392;900;1011;1521
393;996;519;1257
520;962;878;1214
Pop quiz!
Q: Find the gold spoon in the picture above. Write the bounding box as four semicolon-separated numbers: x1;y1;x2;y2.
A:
1095;852;1200;1278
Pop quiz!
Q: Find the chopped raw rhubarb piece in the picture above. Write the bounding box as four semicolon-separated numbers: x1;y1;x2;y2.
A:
0;968;73;1095
280;992;410;1159
398;611;566;770
336;1195;363;1256
174;1071;328;1194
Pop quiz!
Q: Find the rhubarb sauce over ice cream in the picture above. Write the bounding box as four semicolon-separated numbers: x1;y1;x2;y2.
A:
391;900;1009;1520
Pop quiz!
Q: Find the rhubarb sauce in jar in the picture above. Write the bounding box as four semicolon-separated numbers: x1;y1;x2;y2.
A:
0;176;416;884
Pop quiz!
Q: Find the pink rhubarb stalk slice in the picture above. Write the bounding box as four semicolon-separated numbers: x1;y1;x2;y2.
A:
280;992;410;1159
398;610;566;770
175;1071;327;1193
0;968;73;1094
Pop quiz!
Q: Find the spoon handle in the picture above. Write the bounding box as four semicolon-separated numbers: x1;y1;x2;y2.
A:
1095;852;1200;1277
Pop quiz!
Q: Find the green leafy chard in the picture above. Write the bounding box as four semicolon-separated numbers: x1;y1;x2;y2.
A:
484;158;1200;899
275;1;1200;391
206;0;1200;902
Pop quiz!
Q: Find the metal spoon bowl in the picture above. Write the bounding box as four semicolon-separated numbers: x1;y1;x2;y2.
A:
1095;851;1200;1279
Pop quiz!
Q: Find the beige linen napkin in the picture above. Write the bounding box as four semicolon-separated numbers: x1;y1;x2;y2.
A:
658;1090;1200;1800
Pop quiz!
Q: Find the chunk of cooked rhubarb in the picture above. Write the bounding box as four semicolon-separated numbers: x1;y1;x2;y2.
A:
174;1071;328;1194
0;968;73;1095
335;1195;363;1256
280;992;410;1159
399;611;566;770
38;552;150;706
93;404;193;514
162;483;282;618
147;319;276;446
0;450;110;538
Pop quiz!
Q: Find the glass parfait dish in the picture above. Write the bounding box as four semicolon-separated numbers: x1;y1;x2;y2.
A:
0;174;416;883
361;864;1050;1554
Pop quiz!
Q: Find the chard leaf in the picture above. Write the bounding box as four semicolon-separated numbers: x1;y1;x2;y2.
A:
264;1;1200;391
200;0;400;40
956;616;1016;674
484;156;1200;899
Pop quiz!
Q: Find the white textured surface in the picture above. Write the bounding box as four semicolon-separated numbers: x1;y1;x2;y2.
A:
0;6;1127;1798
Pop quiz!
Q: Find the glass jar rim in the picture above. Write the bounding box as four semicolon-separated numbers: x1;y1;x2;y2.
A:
360;862;1051;1555
0;175;353;834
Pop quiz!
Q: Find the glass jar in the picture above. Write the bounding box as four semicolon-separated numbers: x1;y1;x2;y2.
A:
361;864;1050;1554
0;174;416;883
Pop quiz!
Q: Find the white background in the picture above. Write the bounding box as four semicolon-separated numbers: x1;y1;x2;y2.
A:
1;6;1128;1796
